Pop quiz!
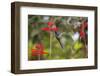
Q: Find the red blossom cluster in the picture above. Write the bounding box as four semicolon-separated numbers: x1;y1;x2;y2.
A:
79;20;87;39
32;43;48;56
41;22;59;32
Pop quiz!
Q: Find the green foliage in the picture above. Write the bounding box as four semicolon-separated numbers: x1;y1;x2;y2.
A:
74;41;83;50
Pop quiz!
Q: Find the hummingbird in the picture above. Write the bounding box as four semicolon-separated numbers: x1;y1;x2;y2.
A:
50;24;66;49
55;31;65;48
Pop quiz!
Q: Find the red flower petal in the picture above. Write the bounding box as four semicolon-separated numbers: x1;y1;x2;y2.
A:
32;49;48;56
47;22;53;27
35;44;41;48
41;27;51;31
83;21;87;28
51;27;59;31
80;31;85;38
32;43;48;56
80;21;87;30
32;49;38;56
35;43;44;50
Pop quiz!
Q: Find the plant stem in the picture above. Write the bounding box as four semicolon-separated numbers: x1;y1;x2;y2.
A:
49;31;52;58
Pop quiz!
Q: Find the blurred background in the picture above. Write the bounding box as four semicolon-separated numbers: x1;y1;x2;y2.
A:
28;15;88;60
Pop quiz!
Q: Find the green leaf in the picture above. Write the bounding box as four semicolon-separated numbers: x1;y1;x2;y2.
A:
74;41;83;50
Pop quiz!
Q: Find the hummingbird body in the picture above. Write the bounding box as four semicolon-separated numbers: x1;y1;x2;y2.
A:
55;31;64;48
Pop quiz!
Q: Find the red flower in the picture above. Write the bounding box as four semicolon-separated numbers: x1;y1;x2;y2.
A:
32;49;38;56
41;21;59;32
41;27;58;32
80;31;85;38
83;21;87;28
51;27;58;31
79;20;87;39
80;21;87;31
41;27;51;31
47;22;53;27
32;49;48;56
32;43;48;56
35;43;44;50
